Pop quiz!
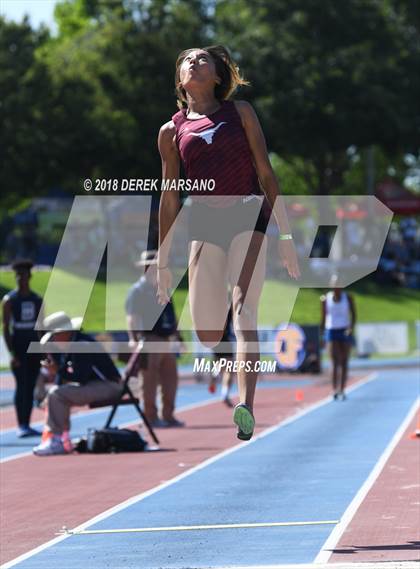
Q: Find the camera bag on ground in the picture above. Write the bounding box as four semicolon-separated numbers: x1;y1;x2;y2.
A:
76;428;147;453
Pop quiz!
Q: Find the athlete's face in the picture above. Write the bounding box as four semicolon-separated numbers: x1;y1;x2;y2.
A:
179;50;220;91
15;268;30;288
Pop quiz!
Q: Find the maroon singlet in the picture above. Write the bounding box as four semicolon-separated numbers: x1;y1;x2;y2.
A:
171;100;261;206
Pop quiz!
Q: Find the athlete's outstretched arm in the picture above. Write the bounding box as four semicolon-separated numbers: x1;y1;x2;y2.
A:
157;120;181;304
234;100;300;279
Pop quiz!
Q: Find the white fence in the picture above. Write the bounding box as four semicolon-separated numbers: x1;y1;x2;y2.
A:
356;322;409;355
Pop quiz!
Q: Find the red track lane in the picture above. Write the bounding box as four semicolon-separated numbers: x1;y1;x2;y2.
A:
329;412;420;564
1;373;363;565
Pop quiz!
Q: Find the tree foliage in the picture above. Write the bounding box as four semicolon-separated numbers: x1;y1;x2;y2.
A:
1;0;419;207
0;18;52;206
215;0;420;193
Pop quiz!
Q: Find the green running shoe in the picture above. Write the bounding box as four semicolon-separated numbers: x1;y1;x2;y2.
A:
233;403;255;441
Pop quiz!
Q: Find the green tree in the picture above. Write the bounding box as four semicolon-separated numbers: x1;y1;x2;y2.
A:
40;0;211;186
0;17;52;208
1;1;211;208
2;0;419;208
215;0;420;194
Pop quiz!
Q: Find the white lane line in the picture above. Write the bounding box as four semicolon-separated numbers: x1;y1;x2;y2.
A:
5;562;409;569
313;396;420;565
0;450;36;464
1;372;378;569
60;520;339;536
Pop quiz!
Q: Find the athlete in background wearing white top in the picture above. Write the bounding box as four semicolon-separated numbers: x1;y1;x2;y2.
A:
320;281;356;400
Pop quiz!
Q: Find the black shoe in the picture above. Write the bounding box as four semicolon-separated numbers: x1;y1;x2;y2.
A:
162;418;185;428
150;418;169;428
18;426;42;438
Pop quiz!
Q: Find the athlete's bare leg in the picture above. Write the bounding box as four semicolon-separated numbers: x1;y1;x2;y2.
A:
221;368;234;406
228;231;267;411
188;241;229;347
339;342;351;397
330;341;341;397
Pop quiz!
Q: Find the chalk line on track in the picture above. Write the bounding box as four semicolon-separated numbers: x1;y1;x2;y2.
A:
171;563;419;569
59;519;340;535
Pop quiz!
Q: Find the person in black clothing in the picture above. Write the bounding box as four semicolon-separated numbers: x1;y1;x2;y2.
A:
2;259;44;437
126;250;184;428
32;312;122;456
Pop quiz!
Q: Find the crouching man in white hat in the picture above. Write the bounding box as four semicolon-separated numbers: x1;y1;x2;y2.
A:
33;312;122;456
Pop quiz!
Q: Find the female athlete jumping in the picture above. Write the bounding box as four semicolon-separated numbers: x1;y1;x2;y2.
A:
157;45;300;440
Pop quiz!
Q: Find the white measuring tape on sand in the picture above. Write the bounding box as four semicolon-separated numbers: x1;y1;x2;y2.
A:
59;519;340;536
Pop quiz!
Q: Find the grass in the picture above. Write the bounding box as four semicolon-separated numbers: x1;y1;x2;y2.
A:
1;269;419;351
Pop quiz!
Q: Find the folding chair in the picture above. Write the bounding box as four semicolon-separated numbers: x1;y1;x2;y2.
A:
89;341;159;445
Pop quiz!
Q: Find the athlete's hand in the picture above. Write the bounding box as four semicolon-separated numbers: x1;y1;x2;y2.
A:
278;240;301;280
10;356;20;368
157;267;172;305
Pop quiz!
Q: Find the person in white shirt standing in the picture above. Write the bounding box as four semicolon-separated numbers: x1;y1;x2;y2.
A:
320;276;356;400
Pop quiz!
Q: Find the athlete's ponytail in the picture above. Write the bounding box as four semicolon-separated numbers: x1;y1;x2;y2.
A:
175;45;250;109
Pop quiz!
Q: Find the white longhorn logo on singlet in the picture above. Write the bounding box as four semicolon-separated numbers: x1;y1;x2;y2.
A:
187;122;227;145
